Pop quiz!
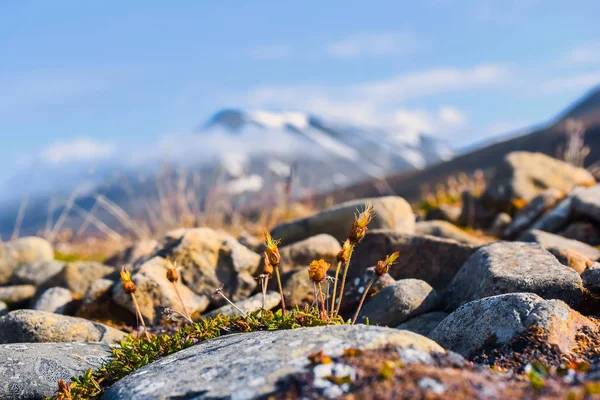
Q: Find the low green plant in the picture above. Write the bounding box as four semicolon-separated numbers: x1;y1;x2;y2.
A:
49;308;344;399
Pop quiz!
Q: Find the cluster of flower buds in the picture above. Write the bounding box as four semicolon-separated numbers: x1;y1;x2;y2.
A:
374;251;400;277
337;239;352;264
348;203;375;244
263;231;280;276
308;259;331;283
120;267;136;294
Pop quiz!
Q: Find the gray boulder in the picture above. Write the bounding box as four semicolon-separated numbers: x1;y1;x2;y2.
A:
154;228;261;307
560;222;600;246
104;324;443;400
349;230;478;290
531;187;586;233
396;311;449;336
270;196;415;246
278;234;341;275
105;239;159;268
444;242;583;311
415;220;486;245
503;188;563;237
112;257;209;324
83;278;114;306
517;229;600;261
0;342;112;399
572;184;600;223
483;151;595;212
0;284;36;304
0;237;54;284
429;293;596;357
34;287;74;314
337;266;396;315
0;309;126;344
357;279;439;326
426;204;462;225
42;261;115;297
11;260;65;286
582;268;600;292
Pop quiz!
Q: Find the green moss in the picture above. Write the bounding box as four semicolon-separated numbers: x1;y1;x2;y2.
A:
48;307;344;399
54;250;106;263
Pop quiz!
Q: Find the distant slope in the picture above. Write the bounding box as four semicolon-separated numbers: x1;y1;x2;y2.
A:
325;86;600;204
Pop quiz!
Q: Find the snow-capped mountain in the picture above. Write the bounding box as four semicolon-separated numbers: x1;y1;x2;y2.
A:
200;108;453;190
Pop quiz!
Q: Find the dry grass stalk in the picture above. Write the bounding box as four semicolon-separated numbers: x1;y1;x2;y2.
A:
352;252;399;324
120;267;151;340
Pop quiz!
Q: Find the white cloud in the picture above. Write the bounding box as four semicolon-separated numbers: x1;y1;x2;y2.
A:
558;43;600;67
357;64;508;101
537;72;600;95
439;106;467;127
248;44;294;60
235;64;509;120
326;32;419;58
41;138;116;165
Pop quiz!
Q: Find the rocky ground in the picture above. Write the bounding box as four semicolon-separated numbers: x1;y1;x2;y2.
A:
2;151;600;399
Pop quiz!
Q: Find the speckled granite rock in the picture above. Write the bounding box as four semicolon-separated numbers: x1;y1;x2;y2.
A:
33;287;73;314
104;325;443;400
443;242;583;311
429;293;596;358
0;310;126;344
357;279;440;326
11;260;65;286
0;342;111;399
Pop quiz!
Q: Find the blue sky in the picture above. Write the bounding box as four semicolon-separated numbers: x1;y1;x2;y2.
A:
1;0;599;192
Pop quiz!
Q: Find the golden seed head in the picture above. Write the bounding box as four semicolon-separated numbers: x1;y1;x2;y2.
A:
164;258;180;283
120;266;136;294
348;202;375;244
374;251;400;276
263;255;274;277
308;259;330;283
337;239;352;264
263;230;281;268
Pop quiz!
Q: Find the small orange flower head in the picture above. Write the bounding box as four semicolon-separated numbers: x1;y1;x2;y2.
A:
375;251;400;276
337;239;352;264
263;231;281;268
348;202;375;244
308;259;330;283
120;266;136;294
164;258;181;283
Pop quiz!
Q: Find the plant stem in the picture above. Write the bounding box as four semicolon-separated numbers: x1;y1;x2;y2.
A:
352;274;378;324
216;292;248;318
330;261;342;316
130;293;151;340
274;266;286;316
335;244;355;317
261;275;269;310
171;282;192;323
318;282;326;316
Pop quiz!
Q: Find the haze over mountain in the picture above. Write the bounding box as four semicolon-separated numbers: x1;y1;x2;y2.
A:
0;108;453;237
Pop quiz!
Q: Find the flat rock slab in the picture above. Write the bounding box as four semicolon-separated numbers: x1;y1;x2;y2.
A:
518;229;600;261
443;242;583;311
0;342;111;399
105;325;443;400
